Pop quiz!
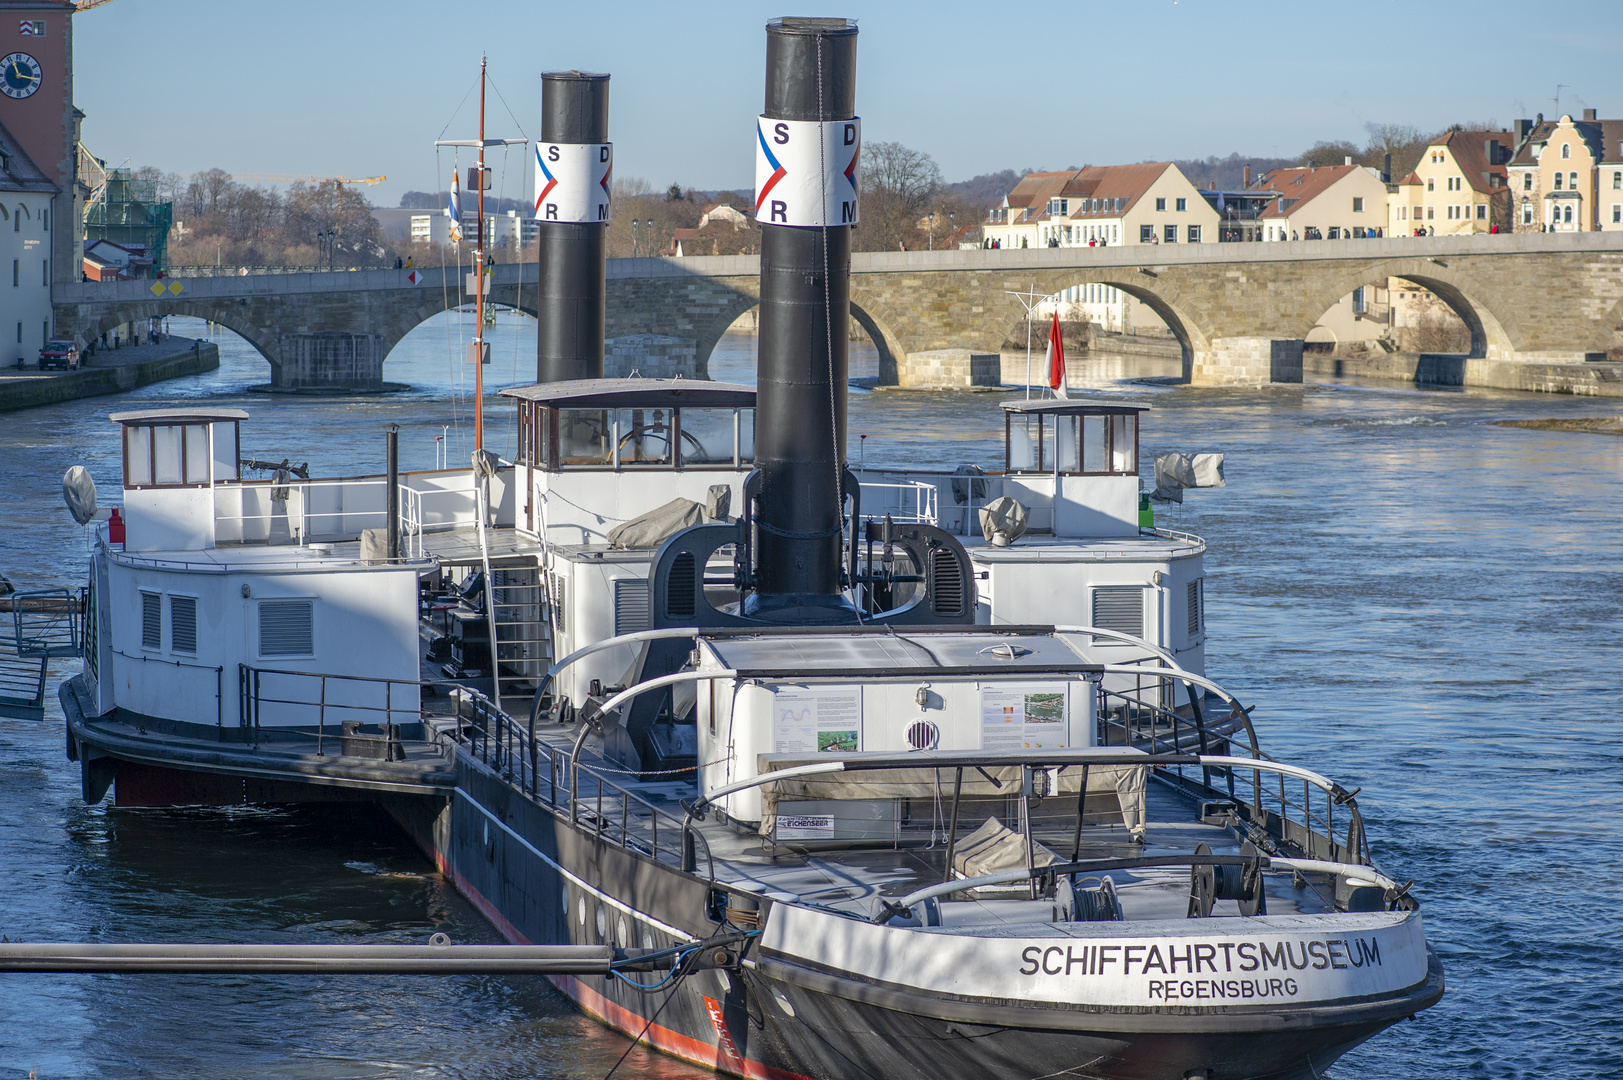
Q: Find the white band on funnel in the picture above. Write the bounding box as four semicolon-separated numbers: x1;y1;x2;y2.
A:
754;116;860;228
534;142;613;224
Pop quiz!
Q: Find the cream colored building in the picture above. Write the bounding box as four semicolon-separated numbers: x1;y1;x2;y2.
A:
1246;164;1389;241
1388;130;1513;236
983;162;1221;250
1506;110;1623;233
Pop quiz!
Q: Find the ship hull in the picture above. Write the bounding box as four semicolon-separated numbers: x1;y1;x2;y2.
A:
383;748;1443;1080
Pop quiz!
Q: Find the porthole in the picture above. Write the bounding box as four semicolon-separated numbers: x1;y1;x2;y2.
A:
595;903;607;942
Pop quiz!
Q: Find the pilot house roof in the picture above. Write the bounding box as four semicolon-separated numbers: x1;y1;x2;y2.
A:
499;378;756;409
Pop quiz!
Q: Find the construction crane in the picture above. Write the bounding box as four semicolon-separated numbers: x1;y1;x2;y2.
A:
73;1;122;10
229;174;387;187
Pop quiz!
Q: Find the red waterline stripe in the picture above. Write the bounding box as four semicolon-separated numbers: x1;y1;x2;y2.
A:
419;833;813;1080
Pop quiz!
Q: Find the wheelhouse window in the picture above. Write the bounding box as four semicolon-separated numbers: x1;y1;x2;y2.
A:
123;422;216;489
1007;411;1138;476
536;405;755;470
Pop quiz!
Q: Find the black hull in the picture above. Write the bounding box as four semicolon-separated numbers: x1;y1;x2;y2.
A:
381;749;1443;1080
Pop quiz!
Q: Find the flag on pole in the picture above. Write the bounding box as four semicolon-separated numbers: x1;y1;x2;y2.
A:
446;183;463;243
1046;310;1068;398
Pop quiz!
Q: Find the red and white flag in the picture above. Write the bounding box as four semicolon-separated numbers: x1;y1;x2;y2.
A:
1045;310;1068;398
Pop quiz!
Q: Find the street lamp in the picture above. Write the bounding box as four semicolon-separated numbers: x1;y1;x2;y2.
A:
645;219;655;255
928;211;935;251
631;219;639;257
316;230;337;271
948;211;955;249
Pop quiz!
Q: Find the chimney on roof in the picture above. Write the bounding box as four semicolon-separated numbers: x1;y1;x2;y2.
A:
1209;181;1216;190
1584;108;1597;121
1382;152;1392;183
1515;118;1533;143
1344;155;1352;166
1242;164;1251;188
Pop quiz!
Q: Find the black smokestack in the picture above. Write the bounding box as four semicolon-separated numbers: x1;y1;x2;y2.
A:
748;17;858;621
537;71;610;383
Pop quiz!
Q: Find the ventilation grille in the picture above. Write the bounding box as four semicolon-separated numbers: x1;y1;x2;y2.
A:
1187;579;1203;638
170;595;197;654
613;579;651;636
666;552;696;618
906;719;940;751
930;548;965;617
1091;587;1144;638
550;573;566;633
140;592;161;651
259;599;314;657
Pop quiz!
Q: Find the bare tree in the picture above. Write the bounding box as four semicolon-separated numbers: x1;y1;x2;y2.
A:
855;140;943;252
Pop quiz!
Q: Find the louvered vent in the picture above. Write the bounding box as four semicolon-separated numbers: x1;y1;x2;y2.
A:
906;719;940;751
259;599;314;657
666;552;697;617
614;579;651;636
930;548;965;616
551;573;566;633
1187;579;1203;638
1091;587;1144;638
170;595;197;654
140;592;161;651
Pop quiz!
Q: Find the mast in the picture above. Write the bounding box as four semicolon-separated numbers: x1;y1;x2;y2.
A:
474;56;487;452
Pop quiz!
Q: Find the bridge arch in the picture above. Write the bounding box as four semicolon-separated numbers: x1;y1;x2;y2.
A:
1306;259;1521;360
997;272;1216;383
77;300;284;377
688;287;906;385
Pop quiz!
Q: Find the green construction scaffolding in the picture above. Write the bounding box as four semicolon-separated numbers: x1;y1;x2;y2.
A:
83;168;173;274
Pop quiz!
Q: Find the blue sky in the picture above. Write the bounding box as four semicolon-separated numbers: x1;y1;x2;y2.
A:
71;0;1623;206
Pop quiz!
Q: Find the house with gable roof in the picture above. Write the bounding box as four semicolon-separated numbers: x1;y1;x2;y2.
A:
982;162;1218;250
1246;163;1389;242
1388;129;1515;236
1506;110;1623;233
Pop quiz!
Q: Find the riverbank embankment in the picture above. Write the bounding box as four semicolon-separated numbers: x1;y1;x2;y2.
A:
0;336;220;413
1304;352;1623;397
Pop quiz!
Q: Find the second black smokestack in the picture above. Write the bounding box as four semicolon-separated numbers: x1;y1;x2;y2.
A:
536;71;610;383
748;17;859;621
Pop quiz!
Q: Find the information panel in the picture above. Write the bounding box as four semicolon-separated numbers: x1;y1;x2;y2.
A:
980;683;1069;751
771;685;863;754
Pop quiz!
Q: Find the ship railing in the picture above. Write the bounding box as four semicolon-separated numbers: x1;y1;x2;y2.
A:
855;482;939;526
214;472;492;549
1094;660;1368;866
445;687;713;878
238;664;423;753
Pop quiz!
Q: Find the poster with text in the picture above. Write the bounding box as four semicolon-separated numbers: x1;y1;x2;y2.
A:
980;684;1069;751
772;686;863;754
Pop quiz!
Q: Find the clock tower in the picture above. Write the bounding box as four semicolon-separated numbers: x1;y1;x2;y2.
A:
0;0;81;286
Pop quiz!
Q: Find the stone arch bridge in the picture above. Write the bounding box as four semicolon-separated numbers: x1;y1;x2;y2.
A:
52;233;1623;387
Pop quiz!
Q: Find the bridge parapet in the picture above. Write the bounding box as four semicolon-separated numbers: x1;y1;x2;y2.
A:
50;232;1623;388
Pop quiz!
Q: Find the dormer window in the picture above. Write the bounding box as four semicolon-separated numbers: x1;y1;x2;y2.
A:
1047;198;1068;216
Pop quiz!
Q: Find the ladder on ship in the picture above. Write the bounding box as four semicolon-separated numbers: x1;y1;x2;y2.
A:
473;485;551;716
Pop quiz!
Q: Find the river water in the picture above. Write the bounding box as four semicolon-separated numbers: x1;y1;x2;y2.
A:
1;313;1619;1079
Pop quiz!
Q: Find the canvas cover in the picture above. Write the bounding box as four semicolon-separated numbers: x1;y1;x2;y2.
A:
757;760;1146;838
62;466;97;525
979;495;1030;545
607;497;705;549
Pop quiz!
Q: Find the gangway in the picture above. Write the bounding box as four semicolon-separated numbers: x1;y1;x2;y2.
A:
0;590;81;720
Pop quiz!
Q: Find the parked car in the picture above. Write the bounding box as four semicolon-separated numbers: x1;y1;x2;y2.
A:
38;339;80;370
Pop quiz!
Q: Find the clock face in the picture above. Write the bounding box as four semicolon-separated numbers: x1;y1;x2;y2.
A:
1;53;42;99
